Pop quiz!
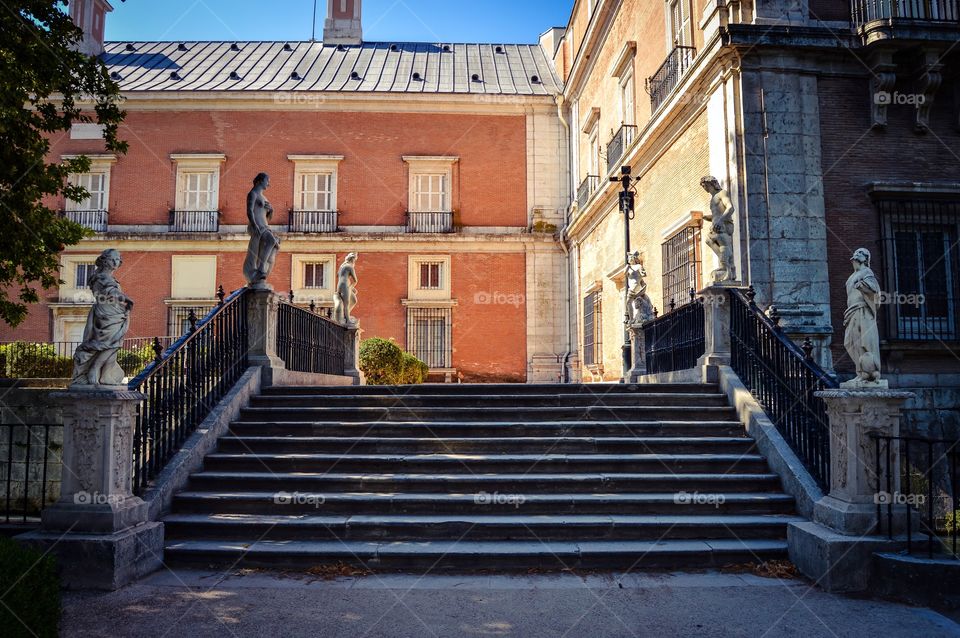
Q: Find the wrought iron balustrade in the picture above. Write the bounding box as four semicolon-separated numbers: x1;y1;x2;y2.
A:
128;287;248;494
577;175;600;210
61;209;108;232
289;210;339;233
169;210;220;233
729;287;838;490
276;300;348;375
406;211;454;233
1;423;62;526
642;291;705;374
646;45;696;113
0;337;175;379
853;0;960;26
606;125;638;174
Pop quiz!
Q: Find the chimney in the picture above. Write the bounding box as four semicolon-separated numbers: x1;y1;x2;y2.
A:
69;0;114;56
323;0;362;46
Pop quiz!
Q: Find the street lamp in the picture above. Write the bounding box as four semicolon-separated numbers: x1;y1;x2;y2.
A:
611;165;639;383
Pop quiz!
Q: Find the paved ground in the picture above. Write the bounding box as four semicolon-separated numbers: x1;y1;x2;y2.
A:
60;568;960;638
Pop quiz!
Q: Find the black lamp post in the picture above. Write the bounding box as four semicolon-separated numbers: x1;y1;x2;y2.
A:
611;165;638;383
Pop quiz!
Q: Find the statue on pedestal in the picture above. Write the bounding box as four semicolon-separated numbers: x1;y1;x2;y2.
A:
700;176;738;283
841;248;885;388
625;251;654;327
333;252;359;326
243;172;280;288
71;249;134;387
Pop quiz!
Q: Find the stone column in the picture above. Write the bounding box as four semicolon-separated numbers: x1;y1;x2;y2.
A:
17;388;163;590
627;325;646;383
696;284;745;381
344;323;362;385
247;286;286;385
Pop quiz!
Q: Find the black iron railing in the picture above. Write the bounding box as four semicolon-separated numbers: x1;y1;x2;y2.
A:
407;211;454;233
646;45;696;113
1;424;62;526
874;434;960;558
407;307;453;369
276;300;348;375
168;305;217;337
730;288;838;490
128;287;248;494
606;125;638;174
577;175;600;210
642;291;705;374
289;210;339;233
0;338;176;380
169;210;220;233
853;0;960;26
61;209;108;232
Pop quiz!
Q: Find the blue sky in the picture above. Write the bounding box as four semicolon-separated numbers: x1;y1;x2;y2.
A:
104;0;574;43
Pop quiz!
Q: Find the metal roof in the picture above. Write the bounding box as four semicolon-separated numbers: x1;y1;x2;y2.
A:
102;41;563;96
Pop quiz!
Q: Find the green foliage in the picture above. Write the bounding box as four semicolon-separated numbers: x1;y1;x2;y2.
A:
0;1;127;327
359;338;428;385
116;344;153;376
0;342;72;378
0;537;61;638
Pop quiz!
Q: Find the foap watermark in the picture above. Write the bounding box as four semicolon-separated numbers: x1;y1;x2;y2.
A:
474;491;526;508
874;91;926;106
874;491;926;506
879;290;925;308
674;491;726;508
273;92;328;107
274;491;326;508
73;491;125;506
473;291;525;308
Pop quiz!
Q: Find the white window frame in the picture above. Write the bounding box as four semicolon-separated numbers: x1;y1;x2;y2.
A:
58;254;100;303
288;155;344;212
62;154;116;212
667;0;692;49
171;154;225;212
170;255;218;300
580;108;601;178
620;69;636;127
291;253;336;302
403;156;458;213
408;255;451;301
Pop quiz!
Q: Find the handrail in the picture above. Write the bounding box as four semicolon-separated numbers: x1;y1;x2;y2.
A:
276;298;348;375
641;290;705;374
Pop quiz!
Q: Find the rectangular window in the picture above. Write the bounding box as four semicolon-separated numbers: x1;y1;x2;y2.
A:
661;225;702;312
68;173;107;211
879;199;959;341
181;171;217;211
303;262;325;289
407;307;452;369
419;262;442;290
75;262;97;289
582;291;602;367
171;255;218;300
588;127;600;177
620;70;636;126
298;172;334;211
413;174;448;212
168;305;216;337
669;0;690;47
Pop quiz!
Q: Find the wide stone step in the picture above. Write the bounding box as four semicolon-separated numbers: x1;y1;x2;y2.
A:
171;491;795;516
163;512;803;542
249;393;731;409
215;435;758;455
237;405;738;423
201;452;770;474
187;471;782;493
162;537;789;570
260;383;721;397
228;420;747;438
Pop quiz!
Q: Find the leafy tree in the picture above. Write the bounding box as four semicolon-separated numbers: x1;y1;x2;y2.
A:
0;0;126;326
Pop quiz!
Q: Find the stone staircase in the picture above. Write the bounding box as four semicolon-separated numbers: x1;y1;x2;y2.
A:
163;383;801;571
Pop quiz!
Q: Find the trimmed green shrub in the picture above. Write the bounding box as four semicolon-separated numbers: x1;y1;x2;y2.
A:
117;345;154;376
0;537;60;638
398;352;429;385
360;337;405;385
2;343;72;379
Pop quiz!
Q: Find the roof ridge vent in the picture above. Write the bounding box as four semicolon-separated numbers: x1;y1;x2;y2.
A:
495;46;504;54
390;44;398;52
178;43;188;51
125;43;136;52
336;44;346;52
110;71;122;81
471;74;482;82
170;72;182;81
442;44;450;52
412;71;422;81
350;71;361;80
230;43;241;51
531;75;541;84
290;71;301;80
229;71;242;80
283;43;293;51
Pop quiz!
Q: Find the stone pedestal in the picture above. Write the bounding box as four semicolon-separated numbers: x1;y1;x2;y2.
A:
17;388;163;590
246;286;286;385
344;322;362;385
627;325;646;383
696;283;745;381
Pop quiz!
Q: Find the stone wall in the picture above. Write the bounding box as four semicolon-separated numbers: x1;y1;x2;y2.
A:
0;386;64;518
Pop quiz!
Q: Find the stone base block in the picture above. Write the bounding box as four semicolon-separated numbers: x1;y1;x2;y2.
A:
41;496;148;534
17;521;164;590
788;520;899;592
813;496;883;537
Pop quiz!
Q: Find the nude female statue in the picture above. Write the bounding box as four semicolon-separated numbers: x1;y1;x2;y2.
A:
333;252;359;326
842;248;884;387
625;251;654;326
71;249;134;387
243;172;280;288
700;176;738;283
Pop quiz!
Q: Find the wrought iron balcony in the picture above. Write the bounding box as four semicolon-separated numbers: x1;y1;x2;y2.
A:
61;209;108;233
288;210;338;233
606;125;638;174
646;45;696;114
406;211;453;233
852;0;959;28
169;210;220;233
576;175;600;210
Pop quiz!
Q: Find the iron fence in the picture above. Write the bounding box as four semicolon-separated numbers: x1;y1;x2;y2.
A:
646;45;696;113
406;307;453;369
128;287;248;494
406;211;454;233
61;209;108;232
1;424;62;526
276;301;348;375
642;291;705;374
874;434;960;558
169;210;220;233
0;337;175;380
168;305;217;337
289;210;339;233
729;288;837;490
606;125;638;174
852;0;960;26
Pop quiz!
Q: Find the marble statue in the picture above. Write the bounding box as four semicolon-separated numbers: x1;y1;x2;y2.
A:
71;249;134;387
243;172;280;288
700;176;738;283
626;251;654;326
333;252;359;326
841;248;885;388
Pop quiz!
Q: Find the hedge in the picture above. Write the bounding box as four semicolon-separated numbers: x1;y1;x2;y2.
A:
359;338;428;385
0;538;60;638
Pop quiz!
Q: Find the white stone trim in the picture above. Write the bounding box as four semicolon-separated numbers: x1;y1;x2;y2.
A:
401;298;458;308
659;211;703;238
580;106;601;133
289;156;342;212
609;40;637;78
291;253;336;301
404;157;457;213
58;253;100;304
171;155;224;212
407;255;452;301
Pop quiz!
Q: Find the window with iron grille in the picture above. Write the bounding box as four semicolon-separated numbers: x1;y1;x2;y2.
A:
878;199;960;341
407;307;453;369
75;262;96;290
303;262;325;289
661;225;702;312
419;262;443;290
582;291;602;367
